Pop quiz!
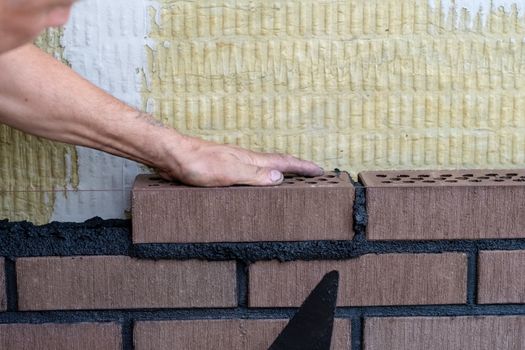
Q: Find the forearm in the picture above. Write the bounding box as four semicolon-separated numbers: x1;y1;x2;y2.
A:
0;44;178;169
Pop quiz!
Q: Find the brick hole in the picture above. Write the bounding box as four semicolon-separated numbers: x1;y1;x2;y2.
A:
513;179;525;182
507;173;518;176
402;181;415;183
445;180;458;183
455;177;468;180
486;173;498;176
410;177;422;181
326;175;336;178
296;178;305;181
381;181;392;184
463;174;474;177
398;175;410;178
469;179;482;183
442;174;453;177
493;179;505;182
318;178;328;181
417;174;430;178
422;180;435;183
283;181;295;184
328;181;339;184
376;174;387;177
390;178;401;181
283;174;296;179
477;176;490;180
306;181;318;184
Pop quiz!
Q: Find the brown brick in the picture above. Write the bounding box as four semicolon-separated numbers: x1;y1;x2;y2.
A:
478;250;525;304
0;258;5;311
0;323;121;350
17;256;236;310
360;169;525;240
365;316;525;350
132;172;354;243
249;253;467;307
134;319;350;350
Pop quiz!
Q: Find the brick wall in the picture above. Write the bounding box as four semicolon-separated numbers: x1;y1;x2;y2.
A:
1;169;525;349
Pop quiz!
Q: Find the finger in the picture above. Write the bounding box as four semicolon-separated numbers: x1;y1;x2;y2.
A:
230;163;284;186
256;153;323;177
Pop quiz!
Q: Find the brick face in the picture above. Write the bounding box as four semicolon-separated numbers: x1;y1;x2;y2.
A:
132;172;354;243
249;253;467;307
360;170;525;240
365;316;525;350
0;323;121;350
134;319;350;350
478;250;525;304
0;258;5;311
16;256;236;310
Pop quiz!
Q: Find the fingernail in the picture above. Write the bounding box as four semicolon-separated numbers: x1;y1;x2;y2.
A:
270;170;283;183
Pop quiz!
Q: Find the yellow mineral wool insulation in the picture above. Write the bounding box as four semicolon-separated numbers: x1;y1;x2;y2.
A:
0;28;78;224
143;0;525;176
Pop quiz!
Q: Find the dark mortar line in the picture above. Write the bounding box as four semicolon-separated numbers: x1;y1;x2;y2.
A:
4;258;17;312
350;317;363;350
131;239;525;262
2;305;525;324
236;261;248;307
466;248;478;305
122;318;134;350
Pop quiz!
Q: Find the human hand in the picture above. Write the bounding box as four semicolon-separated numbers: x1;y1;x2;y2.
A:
155;134;324;187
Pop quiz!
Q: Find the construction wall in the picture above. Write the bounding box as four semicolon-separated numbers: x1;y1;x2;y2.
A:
1;0;525;224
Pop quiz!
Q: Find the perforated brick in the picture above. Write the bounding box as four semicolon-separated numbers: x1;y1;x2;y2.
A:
134;319;350;350
0;323;121;350
249;253;467;307
132;171;354;243
360;169;525;240
16;256;236;310
365;316;525;350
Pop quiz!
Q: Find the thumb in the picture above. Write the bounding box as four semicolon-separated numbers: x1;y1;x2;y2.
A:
235;164;283;186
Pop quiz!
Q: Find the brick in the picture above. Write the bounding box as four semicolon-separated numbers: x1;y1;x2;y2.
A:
249;253;467;307
365;316;525;350
134;319;350;350
16;256;235;310
132;172;354;243
0;258;5;311
360;169;525;240
478;250;525;304
0;323;121;350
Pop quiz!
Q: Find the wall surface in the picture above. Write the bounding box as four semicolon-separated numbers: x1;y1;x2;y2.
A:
1;169;525;349
1;0;525;224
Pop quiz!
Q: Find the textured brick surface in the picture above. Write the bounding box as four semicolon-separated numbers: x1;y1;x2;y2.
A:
0;258;5;311
360;169;525;240
17;256;236;310
134;319;350;350
249;253;467;307
478;250;525;304
0;323;121;350
132;172;354;243
365;316;525;350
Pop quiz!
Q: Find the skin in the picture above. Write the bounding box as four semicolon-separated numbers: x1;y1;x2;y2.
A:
0;0;323;187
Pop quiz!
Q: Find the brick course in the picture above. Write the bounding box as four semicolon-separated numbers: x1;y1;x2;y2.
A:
249;253;467;307
134;319;350;350
478;250;525;304
360;169;525;240
16;256;236;310
365;316;525;350
132;172;354;243
0;323;121;350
